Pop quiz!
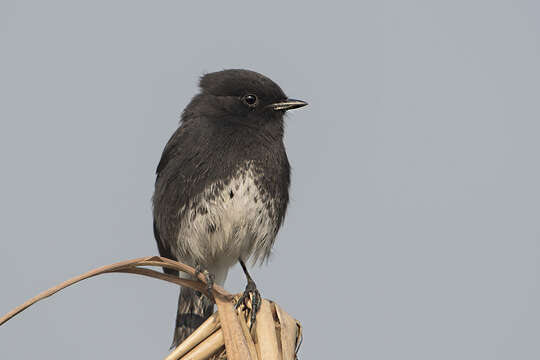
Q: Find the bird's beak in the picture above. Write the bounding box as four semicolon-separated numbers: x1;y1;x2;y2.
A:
269;99;308;111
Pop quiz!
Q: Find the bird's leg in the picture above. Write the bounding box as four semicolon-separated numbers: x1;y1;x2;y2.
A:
194;264;215;297
235;258;261;329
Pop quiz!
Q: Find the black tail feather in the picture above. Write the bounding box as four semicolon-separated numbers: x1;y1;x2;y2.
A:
171;286;214;348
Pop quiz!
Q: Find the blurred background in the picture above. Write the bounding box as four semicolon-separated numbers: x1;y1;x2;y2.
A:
1;1;539;359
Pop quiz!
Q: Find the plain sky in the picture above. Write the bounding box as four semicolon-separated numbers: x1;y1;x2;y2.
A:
1;1;540;359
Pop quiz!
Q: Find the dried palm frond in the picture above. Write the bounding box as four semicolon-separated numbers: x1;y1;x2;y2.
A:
0;256;302;360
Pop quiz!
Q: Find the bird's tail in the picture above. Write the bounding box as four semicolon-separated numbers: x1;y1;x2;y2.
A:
171;286;214;348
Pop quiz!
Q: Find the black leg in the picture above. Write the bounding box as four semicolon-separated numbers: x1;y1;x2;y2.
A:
236;259;262;328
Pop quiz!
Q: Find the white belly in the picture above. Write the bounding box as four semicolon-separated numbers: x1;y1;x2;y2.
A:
175;166;277;270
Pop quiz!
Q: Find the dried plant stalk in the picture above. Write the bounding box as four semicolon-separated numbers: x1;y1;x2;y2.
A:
170;299;302;360
0;256;230;326
165;312;222;360
236;308;259;359
254;299;281;360
178;329;224;360
274;304;299;360
214;294;254;360
1;256;302;360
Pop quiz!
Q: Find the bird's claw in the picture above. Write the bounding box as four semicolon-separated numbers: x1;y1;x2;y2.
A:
235;278;261;329
194;264;215;296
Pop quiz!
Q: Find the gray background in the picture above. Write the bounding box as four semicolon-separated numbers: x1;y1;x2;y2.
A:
1;1;539;359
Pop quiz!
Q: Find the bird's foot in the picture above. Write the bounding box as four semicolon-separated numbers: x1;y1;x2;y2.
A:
194;264;215;296
235;278;261;329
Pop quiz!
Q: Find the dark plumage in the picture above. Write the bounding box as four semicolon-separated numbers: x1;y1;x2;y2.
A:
152;69;307;347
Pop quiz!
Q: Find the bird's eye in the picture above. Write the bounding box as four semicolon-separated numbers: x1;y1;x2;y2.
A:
242;94;258;107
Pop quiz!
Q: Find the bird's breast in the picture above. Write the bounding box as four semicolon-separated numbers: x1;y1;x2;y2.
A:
175;163;279;267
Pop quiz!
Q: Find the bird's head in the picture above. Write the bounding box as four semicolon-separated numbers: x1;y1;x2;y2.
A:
185;69;307;125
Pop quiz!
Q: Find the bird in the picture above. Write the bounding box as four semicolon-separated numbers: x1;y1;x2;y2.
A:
152;69;307;348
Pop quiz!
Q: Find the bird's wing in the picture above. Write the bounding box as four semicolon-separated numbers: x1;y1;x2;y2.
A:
153;220;179;276
153;118;211;273
154;126;185;277
156;126;183;176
